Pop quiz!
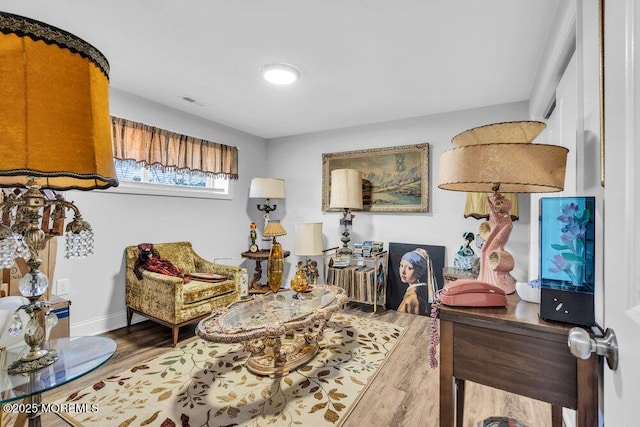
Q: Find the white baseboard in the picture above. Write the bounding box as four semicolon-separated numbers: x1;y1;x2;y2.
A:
69;310;146;336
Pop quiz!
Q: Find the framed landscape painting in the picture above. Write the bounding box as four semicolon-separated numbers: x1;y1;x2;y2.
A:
322;143;429;213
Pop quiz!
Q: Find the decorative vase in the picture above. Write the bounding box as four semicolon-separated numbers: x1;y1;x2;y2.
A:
268;240;284;293
290;266;309;297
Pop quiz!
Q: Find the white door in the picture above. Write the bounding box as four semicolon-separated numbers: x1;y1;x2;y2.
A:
601;1;640;425
536;2;637;424
529;51;578;286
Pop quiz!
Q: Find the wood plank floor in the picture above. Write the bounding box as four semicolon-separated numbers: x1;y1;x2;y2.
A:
37;303;552;427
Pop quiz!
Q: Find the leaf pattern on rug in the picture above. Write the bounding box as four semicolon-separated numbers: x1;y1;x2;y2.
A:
56;313;405;427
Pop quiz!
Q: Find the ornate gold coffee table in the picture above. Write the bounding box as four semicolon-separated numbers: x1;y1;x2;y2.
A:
196;285;347;376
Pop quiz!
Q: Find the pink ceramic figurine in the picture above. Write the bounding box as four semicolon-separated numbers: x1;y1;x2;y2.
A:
477;193;517;294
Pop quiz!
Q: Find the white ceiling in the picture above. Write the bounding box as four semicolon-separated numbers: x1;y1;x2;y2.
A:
1;0;560;139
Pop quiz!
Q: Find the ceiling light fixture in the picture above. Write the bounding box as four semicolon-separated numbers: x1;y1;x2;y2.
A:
261;63;300;85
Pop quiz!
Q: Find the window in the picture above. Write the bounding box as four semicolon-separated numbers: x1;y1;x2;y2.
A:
110;159;231;199
109;117;238;199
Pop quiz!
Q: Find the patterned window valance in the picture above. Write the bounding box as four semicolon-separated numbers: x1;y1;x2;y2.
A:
111;116;239;180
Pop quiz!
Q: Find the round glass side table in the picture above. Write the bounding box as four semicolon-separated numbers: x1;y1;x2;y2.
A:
0;336;117;427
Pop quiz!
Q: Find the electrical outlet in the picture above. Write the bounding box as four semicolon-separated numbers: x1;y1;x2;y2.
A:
55;278;71;296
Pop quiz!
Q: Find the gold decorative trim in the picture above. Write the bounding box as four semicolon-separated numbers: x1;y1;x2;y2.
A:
599;0;605;187
0;12;109;78
0;170;118;191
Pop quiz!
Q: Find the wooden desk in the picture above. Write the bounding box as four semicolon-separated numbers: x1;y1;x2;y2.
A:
439;294;599;427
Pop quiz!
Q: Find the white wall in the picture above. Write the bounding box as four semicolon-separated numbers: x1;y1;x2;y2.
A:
53;88;268;335
267;101;533;286
53;91;535;335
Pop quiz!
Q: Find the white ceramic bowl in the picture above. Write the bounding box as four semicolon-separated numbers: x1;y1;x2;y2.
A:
515;282;541;304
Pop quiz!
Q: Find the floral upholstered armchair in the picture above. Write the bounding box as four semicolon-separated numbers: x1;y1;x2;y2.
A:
125;241;242;346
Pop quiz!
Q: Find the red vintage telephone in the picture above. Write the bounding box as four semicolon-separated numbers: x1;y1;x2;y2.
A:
438;279;507;307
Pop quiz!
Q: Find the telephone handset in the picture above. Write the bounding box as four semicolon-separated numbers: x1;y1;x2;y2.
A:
427;279;507;369
438;279;507;307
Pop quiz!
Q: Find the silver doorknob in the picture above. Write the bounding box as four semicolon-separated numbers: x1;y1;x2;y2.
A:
568;327;618;371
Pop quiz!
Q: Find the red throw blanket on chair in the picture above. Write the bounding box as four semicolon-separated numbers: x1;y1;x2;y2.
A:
133;243;191;282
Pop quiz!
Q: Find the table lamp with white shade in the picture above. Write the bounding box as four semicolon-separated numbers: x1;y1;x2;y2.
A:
329;169;363;256
249;177;286;250
294;222;324;285
249;177;286;217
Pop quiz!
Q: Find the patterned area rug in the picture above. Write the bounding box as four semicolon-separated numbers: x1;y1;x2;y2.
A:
56;313;405;426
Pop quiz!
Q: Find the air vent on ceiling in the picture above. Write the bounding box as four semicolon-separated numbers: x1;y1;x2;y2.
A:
181;95;206;107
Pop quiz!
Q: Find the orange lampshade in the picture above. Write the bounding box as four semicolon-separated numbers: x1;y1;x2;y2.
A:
0;12;118;190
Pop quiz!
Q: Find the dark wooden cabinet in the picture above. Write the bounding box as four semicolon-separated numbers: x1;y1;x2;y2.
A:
438;294;599;427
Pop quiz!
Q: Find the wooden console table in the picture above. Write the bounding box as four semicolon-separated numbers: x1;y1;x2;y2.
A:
439;294;599;427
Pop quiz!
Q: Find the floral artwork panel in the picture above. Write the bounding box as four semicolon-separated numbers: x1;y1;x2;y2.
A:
539;197;596;294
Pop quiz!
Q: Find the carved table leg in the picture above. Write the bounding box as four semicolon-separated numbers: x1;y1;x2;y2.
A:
244;339;266;356
265;335;286;366
246;322;327;377
305;319;327;345
251;260;263;287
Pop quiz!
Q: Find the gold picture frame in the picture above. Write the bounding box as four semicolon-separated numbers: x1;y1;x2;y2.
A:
599;0;605;187
322;143;429;213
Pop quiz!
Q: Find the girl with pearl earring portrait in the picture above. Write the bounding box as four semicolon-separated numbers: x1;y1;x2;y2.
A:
397;248;438;316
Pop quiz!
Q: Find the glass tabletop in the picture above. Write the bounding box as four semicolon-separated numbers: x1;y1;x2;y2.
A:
217;285;343;332
0;336;117;403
